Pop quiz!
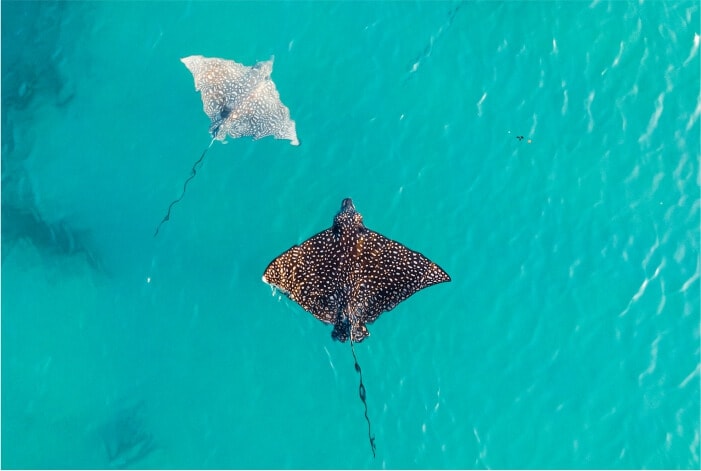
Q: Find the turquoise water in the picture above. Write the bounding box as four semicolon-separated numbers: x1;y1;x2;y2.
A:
2;1;699;468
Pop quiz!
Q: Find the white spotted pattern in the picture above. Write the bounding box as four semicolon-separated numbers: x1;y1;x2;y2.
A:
262;198;451;342
181;55;299;146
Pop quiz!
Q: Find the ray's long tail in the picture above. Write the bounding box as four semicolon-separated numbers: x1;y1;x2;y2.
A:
350;339;377;458
154;137;216;237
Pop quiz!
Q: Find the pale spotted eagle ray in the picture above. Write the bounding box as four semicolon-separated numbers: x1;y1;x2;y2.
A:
154;55;298;236
262;198;450;457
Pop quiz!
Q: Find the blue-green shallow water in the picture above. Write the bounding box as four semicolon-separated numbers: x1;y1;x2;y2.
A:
2;1;699;468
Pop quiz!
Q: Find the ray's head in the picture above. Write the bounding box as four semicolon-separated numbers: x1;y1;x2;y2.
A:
333;198;364;236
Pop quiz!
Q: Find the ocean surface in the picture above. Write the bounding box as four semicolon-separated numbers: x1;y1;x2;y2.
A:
2;1;699;469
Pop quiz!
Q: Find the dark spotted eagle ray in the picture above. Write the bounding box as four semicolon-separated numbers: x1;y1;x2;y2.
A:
262;198;450;457
154;55;298;236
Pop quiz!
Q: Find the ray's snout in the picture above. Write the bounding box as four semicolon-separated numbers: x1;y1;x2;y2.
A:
341;198;355;212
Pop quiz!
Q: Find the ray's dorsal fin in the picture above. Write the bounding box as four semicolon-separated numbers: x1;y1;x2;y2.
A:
154;55;299;236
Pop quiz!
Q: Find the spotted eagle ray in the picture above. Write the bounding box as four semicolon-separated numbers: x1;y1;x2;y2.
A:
154;55;298;236
262;198;451;457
